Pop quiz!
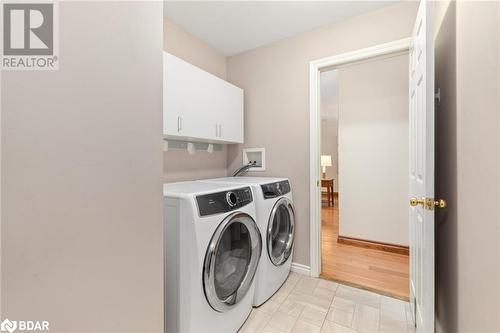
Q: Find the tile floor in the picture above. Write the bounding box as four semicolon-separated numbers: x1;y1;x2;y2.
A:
239;273;415;333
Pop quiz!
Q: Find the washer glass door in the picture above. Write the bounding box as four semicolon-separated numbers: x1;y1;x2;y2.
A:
204;212;261;312
267;197;295;266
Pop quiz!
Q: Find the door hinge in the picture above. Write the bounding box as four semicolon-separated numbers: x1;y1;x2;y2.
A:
435;87;441;106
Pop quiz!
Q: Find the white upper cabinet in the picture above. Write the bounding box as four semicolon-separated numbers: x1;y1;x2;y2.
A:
163;52;244;144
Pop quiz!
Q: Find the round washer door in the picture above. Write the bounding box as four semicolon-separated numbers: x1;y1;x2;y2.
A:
203;212;262;312
267;197;295;266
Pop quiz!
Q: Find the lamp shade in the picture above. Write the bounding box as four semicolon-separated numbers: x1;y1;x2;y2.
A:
321;155;332;167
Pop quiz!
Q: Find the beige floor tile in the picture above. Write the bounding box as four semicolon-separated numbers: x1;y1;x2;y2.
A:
279;299;306;318
259;299;282;315
331;297;356;313
294;276;320;295
351;304;380;333
313;286;336;302
325;307;354;327
379;318;407;333
404;303;414;328
266;311;298;333
299;305;328;327
404;302;410;313
283;274;303;290
287;272;302;286
405;304;415;333
291;320;322;333
320;321;359;333
270;273;305;305
287;291;332;312
239;309;272;333
273;284;295;303
335;285;381;309
380;296;406;319
379;296;407;332
262;325;288;333
241;275;410;333
317;279;339;292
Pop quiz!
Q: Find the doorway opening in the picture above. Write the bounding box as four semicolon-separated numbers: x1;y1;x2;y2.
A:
309;39;411;301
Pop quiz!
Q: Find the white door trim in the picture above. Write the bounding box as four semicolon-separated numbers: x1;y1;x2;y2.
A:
308;38;412;277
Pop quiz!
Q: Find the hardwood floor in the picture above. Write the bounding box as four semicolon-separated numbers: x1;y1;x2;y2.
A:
320;204;409;300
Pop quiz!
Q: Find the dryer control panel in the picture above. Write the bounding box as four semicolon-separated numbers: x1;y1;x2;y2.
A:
261;180;291;199
196;187;253;217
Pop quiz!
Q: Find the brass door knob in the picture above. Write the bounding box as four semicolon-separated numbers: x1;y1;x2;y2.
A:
409;197;425;207
410;197;447;209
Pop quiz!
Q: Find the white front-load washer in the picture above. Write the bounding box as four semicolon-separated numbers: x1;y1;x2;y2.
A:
198;177;295;307
164;181;262;333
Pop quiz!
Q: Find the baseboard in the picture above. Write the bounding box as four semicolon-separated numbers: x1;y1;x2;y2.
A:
291;262;311;276
337;236;409;255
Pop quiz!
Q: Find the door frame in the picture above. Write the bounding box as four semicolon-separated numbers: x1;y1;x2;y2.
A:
308;38;412;277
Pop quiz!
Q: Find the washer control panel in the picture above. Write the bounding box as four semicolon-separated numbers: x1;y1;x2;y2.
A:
261;180;291;199
196;187;253;217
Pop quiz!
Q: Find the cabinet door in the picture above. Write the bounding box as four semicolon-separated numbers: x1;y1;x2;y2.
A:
218;83;244;143
164;53;213;140
163;53;182;136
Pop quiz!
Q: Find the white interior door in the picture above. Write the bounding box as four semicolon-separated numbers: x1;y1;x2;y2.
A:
409;1;435;332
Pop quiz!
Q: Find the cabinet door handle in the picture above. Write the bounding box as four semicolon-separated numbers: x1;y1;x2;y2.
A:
219;124;222;137
177;116;182;132
215;124;218;137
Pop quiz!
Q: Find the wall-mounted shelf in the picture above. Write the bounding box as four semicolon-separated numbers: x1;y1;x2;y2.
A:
163;139;223;153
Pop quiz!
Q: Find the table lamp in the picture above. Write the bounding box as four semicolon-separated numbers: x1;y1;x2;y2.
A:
321;155;332;179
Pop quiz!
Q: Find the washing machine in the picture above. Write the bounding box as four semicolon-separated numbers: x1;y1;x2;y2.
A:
199;177;295;307
164;181;262;333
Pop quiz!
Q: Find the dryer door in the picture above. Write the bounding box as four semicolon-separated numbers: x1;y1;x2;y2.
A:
267;197;295;266
203;212;262;312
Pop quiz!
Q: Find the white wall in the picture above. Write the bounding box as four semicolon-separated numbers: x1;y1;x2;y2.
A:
1;2;163;332
321;120;339;191
338;54;409;246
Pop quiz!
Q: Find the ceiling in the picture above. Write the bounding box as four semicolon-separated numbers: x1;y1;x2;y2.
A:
164;1;397;56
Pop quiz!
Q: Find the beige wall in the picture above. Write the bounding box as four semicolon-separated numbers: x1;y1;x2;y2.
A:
337;54;409;246
164;18;226;79
226;2;418;265
320;120;338;190
163;18;229;182
1;2;163;332
435;1;500;332
320;69;339;191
